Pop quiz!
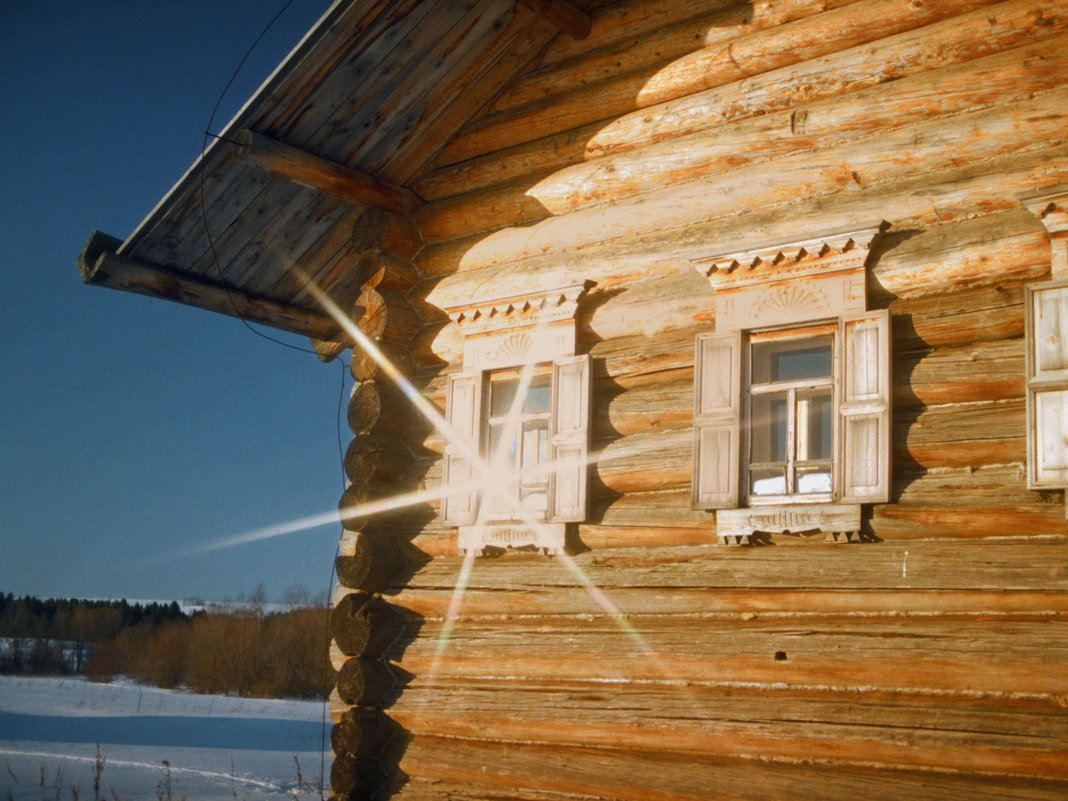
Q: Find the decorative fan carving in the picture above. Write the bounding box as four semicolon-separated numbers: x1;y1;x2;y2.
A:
752;283;828;318
494;331;533;360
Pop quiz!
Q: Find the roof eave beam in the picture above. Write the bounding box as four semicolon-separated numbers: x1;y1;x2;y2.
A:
77;231;341;341
518;0;591;39
234;129;423;215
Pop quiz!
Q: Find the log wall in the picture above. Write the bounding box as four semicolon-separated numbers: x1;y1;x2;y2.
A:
327;0;1068;798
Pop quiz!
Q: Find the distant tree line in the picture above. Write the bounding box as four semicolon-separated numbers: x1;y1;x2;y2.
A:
0;592;333;699
0;593;186;674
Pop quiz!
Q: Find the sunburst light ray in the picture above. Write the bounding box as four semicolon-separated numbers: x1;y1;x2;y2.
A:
188;268;698;705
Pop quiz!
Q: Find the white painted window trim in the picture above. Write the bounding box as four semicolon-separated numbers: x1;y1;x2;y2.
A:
441;285;591;554
1019;184;1068;523
690;224;889;545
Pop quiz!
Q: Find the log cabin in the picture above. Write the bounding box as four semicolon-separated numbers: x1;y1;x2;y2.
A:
77;0;1068;798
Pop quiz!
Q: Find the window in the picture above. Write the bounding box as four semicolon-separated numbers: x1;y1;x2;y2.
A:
748;327;835;501
693;313;890;512
690;224;890;542
443;356;590;528
483;366;552;519
440;284;591;553
1025;280;1068;489
1018;184;1068;497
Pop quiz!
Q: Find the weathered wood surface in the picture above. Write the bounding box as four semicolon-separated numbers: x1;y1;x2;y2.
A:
440;0;1010;167
234;128;422;214
419;29;1068;242
379;538;1067;798
517;0;591;40
77;243;339;340
418;87;1068;280
492;0;852;116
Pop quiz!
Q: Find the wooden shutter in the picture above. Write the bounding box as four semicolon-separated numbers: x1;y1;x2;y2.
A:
547;354;591;522
1026;281;1068;489
839;310;891;504
442;371;483;526
692;331;742;509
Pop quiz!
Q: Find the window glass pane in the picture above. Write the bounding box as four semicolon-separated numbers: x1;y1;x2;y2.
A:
521;422;550;481
751;394;788;463
796;464;832;494
487;422;517;466
798;390;833;461
1036;288;1068;374
489;374;551;417
524;376;551;413
489;378;518;418
751;467;786;496
752;336;833;384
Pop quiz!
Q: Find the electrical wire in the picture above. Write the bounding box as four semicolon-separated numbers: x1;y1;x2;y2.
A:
198;0;321;358
195;4;354;793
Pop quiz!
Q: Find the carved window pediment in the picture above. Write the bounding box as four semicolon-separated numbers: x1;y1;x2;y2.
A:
1018;183;1068;279
691;223;884;331
445;284;588;371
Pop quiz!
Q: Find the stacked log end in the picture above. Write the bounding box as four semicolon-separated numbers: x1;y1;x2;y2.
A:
330;209;425;801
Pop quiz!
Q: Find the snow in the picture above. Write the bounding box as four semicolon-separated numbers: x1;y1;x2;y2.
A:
0;676;330;800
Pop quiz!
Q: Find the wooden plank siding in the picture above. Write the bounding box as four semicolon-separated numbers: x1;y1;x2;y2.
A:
342;0;1068;797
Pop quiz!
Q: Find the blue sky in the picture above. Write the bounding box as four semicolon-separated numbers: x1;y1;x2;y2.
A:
0;1;353;603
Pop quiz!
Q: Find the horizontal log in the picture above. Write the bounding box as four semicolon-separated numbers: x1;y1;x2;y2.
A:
343;431;413;486
393;733;1068;801
443;0;1006;166
395;674;1068;736
392;612;1068;692
894;339;1024;409
335;531;407;593
331;706;394;759
873;504;1064;538
356;249;422;296
348;379;415;440
330;753;389;799
871;208;1051;301
388;708;1067;782
375;288;422;345
336;656;395;706
417;144;1068;302
591;487;705;527
351;206;424;259
332;595;405;658
891;281;1026;352
574;0;1068;159
421;1;1066;234
351;338;417;382
494;0;850;117
339;477;424;530
394;537;1068;596
892;463;1039;506
77;233;339;340
425;86;1068;271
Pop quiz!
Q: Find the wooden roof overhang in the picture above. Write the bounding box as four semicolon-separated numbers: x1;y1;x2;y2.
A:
77;0;591;344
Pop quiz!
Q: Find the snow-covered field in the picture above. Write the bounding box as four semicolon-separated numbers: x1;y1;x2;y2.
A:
0;676;330;800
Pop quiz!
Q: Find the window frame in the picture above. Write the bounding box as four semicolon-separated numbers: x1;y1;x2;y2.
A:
692;309;890;513
1025;279;1068;490
440;284;591;554
745;322;839;506
480;364;554;523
